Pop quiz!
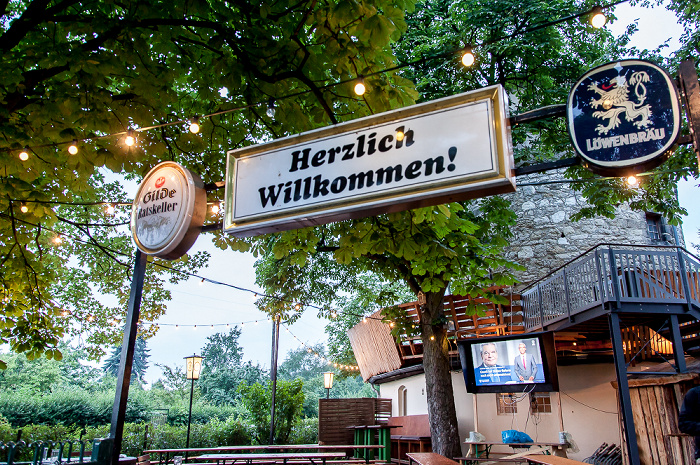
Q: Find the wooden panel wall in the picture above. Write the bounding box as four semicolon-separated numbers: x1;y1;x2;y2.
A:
318;398;393;445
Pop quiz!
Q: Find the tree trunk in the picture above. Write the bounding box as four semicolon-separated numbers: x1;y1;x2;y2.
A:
420;288;462;458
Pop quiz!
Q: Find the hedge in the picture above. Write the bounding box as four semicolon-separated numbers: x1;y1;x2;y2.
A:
0;389;237;428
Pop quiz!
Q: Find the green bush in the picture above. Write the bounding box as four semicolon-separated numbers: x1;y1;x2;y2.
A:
0;389;152;427
287;418;318;445
1;419;253;459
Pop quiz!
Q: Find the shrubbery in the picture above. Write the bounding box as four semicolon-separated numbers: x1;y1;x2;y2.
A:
0;389;237;428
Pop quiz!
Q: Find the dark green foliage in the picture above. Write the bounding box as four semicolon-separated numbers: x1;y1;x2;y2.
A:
0;388;149;427
198;328;268;406
238;379;305;445
0;420;252;458
287;418;319;445
103;337;150;384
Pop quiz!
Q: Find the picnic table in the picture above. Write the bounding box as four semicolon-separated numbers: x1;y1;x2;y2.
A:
144;445;384;465
461;441;569;462
192;452;345;465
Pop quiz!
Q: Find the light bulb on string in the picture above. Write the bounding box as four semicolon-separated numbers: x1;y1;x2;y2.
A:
189;117;200;134
589;6;607;28
626;175;639;188
68;141;79;155
105;204;116;216
19;147;29;161
211;202;220;214
20;202;28;213
354;77;366;96
124;129;136;147
461;46;475;67
266;99;276;118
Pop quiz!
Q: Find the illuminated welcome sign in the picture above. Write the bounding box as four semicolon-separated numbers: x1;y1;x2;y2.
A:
224;86;515;237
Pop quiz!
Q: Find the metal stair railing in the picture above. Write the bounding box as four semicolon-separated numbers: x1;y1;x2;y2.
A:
521;244;700;330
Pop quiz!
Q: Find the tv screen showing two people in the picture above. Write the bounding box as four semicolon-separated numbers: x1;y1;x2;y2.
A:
472;338;545;386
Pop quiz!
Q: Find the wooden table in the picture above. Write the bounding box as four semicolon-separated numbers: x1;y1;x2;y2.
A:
524;455;587;465
192;452;346;465
144;446;373;465
462;442;569;459
406;452;460;465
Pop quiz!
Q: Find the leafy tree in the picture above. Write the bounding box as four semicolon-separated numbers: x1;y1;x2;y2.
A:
279;344;376;417
0;0;417;364
238;379;305;445
198;328;267;405
103;336;150;384
251;0;639;456
201;328;244;372
279;343;328;381
0;343;102;393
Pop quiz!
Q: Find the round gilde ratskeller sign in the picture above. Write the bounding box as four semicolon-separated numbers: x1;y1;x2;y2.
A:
130;162;206;260
567;59;681;176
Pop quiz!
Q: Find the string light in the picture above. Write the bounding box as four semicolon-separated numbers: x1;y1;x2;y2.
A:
396;130;405;141
105;204;116;215
19;147;29;161
20;203;28;213
53;235;63;245
589;6;607;28
124;129;136;147
626;175;639;187
3;3;617;161
189;117;201;134
354;77;366;96
211;202;220;214
461;45;475;67
68;141;78;155
266;99;276;118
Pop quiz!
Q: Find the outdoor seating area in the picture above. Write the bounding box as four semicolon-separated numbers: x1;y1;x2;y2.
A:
142;446;385;465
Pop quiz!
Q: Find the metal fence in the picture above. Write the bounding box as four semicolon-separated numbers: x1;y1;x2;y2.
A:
0;438;111;465
522;244;700;331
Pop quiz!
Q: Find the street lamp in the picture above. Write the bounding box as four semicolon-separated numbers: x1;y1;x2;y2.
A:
184;354;203;455
323;371;335;399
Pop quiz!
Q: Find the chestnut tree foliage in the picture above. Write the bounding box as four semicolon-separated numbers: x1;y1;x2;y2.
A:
0;0;417;366
251;0;700;456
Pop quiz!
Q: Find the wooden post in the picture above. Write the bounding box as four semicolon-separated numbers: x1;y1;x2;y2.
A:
678;60;700;169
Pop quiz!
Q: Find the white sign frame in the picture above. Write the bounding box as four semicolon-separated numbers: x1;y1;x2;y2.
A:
224;85;515;237
131;161;206;260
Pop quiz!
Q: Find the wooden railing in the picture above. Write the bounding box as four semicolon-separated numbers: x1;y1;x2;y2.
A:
521;244;700;331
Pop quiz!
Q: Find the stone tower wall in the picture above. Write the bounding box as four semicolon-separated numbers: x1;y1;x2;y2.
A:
502;169;684;288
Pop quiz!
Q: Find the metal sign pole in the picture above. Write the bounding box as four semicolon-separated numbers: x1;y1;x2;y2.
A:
269;314;280;444
109;249;148;465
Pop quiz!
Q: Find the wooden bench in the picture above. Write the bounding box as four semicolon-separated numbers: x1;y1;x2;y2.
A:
522;456;587;465
406;453;459;465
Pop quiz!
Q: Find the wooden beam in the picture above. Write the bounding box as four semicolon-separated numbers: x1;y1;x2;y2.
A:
678;60;700;170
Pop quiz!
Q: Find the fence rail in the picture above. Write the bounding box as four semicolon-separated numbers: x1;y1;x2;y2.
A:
0;439;109;465
522;244;700;331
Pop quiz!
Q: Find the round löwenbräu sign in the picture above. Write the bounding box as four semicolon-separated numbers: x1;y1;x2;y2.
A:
130;162;206;260
567;59;681;176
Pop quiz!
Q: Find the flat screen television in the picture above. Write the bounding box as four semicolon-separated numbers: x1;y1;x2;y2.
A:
457;332;559;394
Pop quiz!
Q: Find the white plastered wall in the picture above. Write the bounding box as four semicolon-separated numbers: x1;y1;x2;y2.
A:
376;363;621;461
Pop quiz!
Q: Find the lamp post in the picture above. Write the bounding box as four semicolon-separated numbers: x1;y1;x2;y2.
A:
323;372;335;399
184;354;203;456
